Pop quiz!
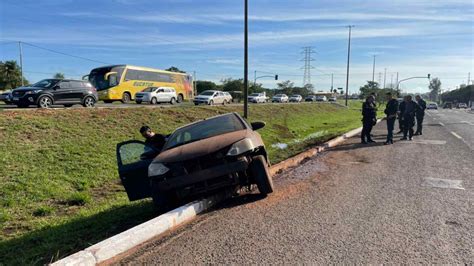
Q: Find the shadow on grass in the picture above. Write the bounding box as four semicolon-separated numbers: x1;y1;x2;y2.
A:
0;201;157;265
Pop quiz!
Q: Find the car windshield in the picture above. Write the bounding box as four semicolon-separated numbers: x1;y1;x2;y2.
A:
291;95;300;97
31;79;59;88
89;66;125;91
274;94;283;97
164;114;246;150
142;87;156;92
200;91;215;96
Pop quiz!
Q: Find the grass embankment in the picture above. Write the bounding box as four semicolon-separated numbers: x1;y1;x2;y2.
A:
0;102;364;264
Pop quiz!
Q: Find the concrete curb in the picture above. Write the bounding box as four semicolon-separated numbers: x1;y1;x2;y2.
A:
52;119;382;266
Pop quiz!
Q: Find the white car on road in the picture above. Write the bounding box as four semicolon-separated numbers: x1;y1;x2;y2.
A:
289;95;302;102
135;87;177;105
248;93;267;103
194;90;230;105
272;94;289;103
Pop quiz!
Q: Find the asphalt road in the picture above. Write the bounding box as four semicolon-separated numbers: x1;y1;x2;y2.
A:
117;110;473;264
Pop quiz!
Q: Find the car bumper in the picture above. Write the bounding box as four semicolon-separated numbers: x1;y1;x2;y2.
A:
11;94;39;105
193;99;209;104
154;158;249;192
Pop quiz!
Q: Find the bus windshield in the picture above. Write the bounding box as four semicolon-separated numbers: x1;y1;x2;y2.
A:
89;66;124;91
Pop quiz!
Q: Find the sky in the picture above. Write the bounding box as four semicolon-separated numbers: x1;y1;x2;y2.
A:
0;0;473;94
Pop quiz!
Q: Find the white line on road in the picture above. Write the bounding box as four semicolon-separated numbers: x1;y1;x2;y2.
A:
451;131;463;139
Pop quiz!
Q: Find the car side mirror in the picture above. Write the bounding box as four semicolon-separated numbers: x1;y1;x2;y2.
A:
251;121;265;131
53;85;59;90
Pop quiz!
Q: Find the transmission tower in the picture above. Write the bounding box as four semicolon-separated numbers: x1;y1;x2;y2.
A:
301;47;315;86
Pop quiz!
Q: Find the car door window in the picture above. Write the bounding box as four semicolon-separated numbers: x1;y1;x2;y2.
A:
58;82;70;89
118;142;155;166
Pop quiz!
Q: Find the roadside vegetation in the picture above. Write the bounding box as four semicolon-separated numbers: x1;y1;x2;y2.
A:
0;102;364;264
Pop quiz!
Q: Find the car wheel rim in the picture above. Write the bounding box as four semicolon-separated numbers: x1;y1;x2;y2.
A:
85;98;94;107
40;97;51;108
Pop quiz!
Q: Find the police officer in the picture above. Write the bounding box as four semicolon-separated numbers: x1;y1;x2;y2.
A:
401;95;419;140
361;95;377;144
396;96;406;134
384;92;399;145
414;95;426;135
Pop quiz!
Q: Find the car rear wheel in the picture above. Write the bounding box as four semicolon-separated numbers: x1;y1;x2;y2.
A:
151;97;157;105
83;96;96;107
222;100;227;105
250;155;273;196
121;92;131;103
38;96;53;108
170;97;176;105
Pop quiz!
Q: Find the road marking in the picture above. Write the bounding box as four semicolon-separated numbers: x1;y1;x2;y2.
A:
439;122;445;126
422;177;464;190
451;131;463;139
400;140;446;145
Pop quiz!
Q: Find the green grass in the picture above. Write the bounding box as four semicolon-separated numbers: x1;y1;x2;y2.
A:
0;101;364;264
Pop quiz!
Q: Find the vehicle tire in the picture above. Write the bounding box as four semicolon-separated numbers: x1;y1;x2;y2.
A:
136;101;142;104
194;102;199;106
151;97;158;105
170;97;176;105
104;100;113;104
222;100;227;106
209;100;214;106
121;92;131;103
250;155;273;196
64;104;73;108
37;96;53;108
177;94;184;103
83;96;96;107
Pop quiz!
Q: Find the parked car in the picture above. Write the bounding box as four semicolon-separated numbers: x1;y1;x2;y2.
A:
289;95;302;103
116;112;273;210
443;102;453;109
328;96;337;102
316;96;327;102
248;92;267;103
10;79;98;108
193;90;229;105
457;103;468;109
135;87;177;105
426;103;438;110
0;90;12;104
305;95;317;102
272;94;289;103
223;91;233;103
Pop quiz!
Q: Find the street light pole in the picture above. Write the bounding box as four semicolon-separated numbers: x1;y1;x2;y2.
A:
372;55;376;83
243;0;249;118
19;41;24;86
344;25;354;106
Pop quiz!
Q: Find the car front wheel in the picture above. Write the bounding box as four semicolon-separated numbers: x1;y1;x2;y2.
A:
151;97;157;105
209;100;214;106
83;96;96;107
170;97;176;105
250;155;273;196
38;96;53;108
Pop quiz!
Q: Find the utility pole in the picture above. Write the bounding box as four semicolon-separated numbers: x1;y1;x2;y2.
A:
19;41;24;86
193;71;197;97
390;74;393;89
301;46;315;86
243;0;248;118
378;72;382;85
254;70;257;86
383;68;387;89
344;25;354;106
468;72;471;85
331;73;334;92
372;55;376;83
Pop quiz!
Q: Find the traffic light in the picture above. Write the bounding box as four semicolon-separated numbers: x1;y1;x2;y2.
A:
427;74;431;79
275;75;278;80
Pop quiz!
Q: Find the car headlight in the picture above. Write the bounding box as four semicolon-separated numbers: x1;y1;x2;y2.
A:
226;138;255;156
148;162;169;177
26;90;42;94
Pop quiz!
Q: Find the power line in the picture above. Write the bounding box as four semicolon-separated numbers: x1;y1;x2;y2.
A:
301;46;315;86
21;42;110;64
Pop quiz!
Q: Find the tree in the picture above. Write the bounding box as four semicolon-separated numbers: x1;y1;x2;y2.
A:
276;80;294;91
0;60;28;90
53;73;65;79
196;80;217;93
429;78;441;102
359;81;380;99
221;78;244;92
165;66;185;73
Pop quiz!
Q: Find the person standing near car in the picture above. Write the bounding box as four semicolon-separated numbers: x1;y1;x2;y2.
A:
414;95;426;135
401;95;419;141
397;96;407;134
361;95;377;144
140;125;166;152
384;92;399;145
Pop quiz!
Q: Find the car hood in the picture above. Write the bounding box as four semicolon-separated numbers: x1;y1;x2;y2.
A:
13;87;43;92
155;129;250;163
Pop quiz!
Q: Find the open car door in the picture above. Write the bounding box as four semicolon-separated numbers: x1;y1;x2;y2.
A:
116;140;157;201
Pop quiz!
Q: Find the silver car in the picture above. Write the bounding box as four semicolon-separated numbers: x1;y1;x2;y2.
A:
135;87;178;105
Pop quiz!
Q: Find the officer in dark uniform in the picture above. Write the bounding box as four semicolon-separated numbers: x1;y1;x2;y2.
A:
397;96;406;134
361;95;377;144
140;125;166;152
414;95;427;135
401;95;419;140
384;92;399;145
